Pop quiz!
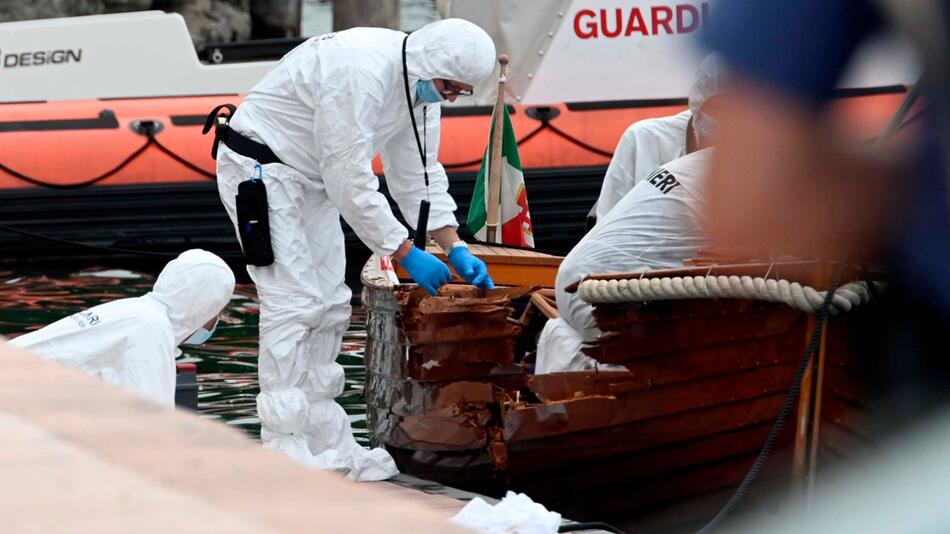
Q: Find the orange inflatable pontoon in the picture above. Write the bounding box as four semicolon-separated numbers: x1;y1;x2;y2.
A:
0;91;909;190
0;11;915;264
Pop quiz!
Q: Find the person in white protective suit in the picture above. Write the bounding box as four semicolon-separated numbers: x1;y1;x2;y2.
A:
210;19;497;481
593;54;728;221
535;56;729;374
6;250;235;407
536;149;715;373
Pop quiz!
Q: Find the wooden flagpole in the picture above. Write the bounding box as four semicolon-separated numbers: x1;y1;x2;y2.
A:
790;261;832;513
485;55;509;243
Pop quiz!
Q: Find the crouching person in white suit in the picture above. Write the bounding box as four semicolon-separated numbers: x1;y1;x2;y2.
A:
7;249;235;408
536;149;713;373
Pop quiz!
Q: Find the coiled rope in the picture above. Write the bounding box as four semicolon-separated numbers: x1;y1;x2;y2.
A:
577;274;883;314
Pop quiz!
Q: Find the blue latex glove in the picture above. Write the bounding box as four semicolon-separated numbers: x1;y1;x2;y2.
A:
400;246;452;295
448;247;495;290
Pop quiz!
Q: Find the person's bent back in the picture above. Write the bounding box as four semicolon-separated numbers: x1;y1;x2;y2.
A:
7;250;235;407
536;150;713;373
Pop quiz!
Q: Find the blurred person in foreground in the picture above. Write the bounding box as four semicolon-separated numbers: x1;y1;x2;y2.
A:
5;250;234;408
700;1;950;423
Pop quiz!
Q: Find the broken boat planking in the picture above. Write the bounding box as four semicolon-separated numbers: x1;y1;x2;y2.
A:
394;243;562;288
362;252;882;529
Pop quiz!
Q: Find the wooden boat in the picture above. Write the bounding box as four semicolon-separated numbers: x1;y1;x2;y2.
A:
362;252;880;530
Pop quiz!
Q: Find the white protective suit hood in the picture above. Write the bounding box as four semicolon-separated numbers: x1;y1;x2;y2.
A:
688;54;730;116
147;249;235;344
405;18;496;87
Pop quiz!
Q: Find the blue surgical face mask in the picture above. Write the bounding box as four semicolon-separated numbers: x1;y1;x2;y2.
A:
694;111;718;144
184;318;218;345
415;79;444;104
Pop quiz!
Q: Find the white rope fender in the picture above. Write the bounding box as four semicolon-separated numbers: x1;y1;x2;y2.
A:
577;275;883;314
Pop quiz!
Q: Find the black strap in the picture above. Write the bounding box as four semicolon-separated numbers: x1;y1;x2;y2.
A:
220;128;283;165
202;103;282;165
203;104;237;160
401;35;429;189
202;103;237;134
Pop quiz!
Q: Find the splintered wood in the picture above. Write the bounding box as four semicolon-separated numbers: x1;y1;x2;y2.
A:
364;283;646;479
393;285;530;379
364;285;528;463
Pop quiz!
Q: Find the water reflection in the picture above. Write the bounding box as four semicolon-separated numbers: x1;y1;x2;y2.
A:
0;267;371;445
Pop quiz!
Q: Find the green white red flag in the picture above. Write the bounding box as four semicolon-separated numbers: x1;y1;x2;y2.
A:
466;105;534;247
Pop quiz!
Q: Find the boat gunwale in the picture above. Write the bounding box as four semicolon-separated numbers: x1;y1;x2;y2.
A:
565;260;869;292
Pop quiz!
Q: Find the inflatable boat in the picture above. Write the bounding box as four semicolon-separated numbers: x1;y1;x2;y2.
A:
0;8;915;273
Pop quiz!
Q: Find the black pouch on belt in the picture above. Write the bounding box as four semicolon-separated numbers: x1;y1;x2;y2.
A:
236;178;274;266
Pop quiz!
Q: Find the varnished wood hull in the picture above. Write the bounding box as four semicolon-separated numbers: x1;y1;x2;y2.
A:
362;260;876;529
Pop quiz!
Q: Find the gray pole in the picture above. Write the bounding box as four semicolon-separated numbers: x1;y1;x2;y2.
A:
250;0;302;38
155;0;252;47
332;0;399;31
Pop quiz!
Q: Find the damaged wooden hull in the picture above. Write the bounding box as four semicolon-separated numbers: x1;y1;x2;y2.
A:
362;260;876;528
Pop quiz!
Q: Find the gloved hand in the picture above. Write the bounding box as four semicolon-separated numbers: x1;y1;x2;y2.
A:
399;245;452;296
448;247;495;290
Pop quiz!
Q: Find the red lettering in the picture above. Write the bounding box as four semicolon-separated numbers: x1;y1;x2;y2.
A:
579;4;710;39
600;8;623;38
651;6;674;35
574;9;598;39
676;4;699;33
624;8;648;36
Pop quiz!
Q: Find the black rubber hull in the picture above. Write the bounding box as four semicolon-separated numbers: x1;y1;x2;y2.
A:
0;166;604;281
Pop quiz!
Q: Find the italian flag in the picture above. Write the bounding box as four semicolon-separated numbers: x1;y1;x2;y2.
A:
466;105;534;247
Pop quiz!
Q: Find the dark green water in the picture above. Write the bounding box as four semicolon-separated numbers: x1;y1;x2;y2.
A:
0;267;370;445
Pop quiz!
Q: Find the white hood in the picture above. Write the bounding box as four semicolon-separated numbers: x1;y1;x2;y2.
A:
146;249;235;344
405;18;496;87
688;54;730;115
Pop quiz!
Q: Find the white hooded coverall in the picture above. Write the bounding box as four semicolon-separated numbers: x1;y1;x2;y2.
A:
215;19;496;480
536;149;713;374
593;54;730;220
594;110;691;220
7;250;235;407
